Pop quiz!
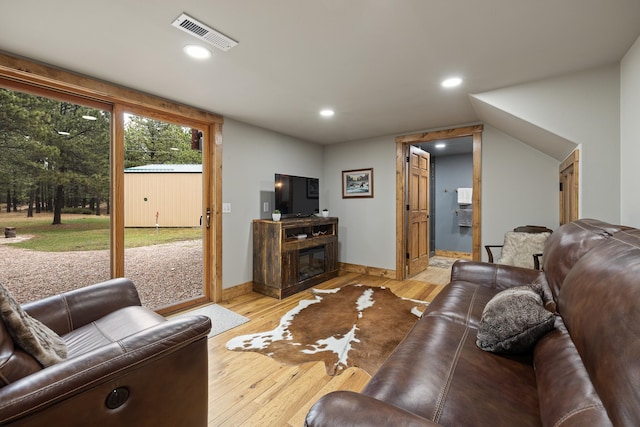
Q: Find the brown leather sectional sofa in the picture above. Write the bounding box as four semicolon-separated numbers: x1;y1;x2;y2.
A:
0;278;211;426
306;219;640;426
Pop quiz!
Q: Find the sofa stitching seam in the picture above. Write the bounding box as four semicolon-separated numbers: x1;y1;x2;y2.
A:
92;320;118;345
431;285;478;422
60;295;72;332
552;403;606;427
607;234;640;249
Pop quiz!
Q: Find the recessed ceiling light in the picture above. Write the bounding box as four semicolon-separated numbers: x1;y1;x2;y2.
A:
435;143;446;149
320;109;335;117
441;77;463;88
57;130;70;136
183;44;212;59
82;115;97;120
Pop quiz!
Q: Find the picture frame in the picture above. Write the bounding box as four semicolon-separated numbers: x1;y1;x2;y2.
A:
342;168;374;198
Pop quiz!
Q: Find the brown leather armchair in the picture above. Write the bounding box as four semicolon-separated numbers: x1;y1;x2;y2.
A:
0;278;211;426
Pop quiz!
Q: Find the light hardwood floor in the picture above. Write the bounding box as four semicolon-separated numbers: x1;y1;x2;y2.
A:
207;265;452;426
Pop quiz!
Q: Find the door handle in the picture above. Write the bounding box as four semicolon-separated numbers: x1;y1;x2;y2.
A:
206;208;211;229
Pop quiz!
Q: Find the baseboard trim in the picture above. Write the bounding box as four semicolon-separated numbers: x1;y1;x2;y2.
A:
339;262;396;279
435;249;472;260
222;281;253;301
222;263;400;301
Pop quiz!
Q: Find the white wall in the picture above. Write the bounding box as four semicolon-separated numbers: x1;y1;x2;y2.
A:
321;125;558;271
621;35;640;227
222;56;633;287
221;119;323;288
480;126;559;259
470;65;621;223
221;119;559;287
323;136;397;270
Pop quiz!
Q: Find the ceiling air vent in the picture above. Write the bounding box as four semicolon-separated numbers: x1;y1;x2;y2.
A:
171;13;238;51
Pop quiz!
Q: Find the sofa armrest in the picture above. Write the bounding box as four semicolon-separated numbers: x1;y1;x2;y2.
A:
451;260;546;291
22;278;142;335
0;314;211;425
305;391;440;427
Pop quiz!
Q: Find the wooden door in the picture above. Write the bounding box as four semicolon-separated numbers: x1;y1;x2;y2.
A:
407;146;431;276
559;150;579;225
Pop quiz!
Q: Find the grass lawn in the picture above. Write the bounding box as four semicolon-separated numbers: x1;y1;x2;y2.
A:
0;211;201;252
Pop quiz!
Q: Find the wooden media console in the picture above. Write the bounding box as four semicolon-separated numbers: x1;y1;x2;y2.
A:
252;217;338;299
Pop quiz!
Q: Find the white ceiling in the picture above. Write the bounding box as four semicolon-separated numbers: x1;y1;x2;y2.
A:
418;136;474;158
1;1;639;146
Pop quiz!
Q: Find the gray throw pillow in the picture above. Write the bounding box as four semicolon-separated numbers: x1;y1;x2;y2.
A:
476;283;555;354
0;283;67;367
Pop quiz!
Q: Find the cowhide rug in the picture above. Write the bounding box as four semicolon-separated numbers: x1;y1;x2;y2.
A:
226;284;428;376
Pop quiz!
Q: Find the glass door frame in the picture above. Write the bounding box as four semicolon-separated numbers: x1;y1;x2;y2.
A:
0;52;223;313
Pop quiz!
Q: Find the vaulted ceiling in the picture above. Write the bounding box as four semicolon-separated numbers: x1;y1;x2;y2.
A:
1;1;639;150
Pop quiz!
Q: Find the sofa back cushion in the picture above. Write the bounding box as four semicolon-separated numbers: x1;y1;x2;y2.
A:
534;318;612;427
542;219;627;300
557;227;640;426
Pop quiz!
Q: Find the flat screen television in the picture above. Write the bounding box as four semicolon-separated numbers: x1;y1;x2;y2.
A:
274;173;319;218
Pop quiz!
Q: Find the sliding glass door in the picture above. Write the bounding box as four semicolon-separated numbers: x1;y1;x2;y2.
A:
122;112;205;310
1;54;223;312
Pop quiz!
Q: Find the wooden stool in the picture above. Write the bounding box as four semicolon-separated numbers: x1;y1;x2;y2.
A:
4;227;16;238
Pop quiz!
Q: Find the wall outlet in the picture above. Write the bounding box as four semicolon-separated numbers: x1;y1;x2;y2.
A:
263;202;269;212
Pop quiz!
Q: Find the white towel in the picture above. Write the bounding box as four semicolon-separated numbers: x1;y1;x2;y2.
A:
457;187;472;204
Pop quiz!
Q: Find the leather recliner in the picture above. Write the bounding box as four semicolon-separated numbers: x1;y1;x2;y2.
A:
0;278;211;426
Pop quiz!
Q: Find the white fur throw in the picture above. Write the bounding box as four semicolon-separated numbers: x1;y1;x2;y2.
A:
498;231;551;269
0;283;67;367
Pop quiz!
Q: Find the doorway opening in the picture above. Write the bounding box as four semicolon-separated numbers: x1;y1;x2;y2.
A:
415;135;474;259
123;113;205;311
395;125;483;280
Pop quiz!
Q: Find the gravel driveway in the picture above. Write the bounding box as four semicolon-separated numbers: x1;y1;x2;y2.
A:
0;237;203;309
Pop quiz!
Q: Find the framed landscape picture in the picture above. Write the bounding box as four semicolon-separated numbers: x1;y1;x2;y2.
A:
342;168;374;198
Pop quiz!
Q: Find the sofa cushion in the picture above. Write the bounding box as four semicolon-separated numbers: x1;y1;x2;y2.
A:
498;231;550;269
557;229;640;425
534;318;612;427
0;283;67;368
423;281;497;329
363;316;541;425
63;305;166;358
477;284;555;354
542;219;629;299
